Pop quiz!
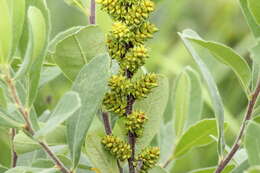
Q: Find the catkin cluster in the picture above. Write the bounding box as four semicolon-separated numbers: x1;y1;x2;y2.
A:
98;0;160;171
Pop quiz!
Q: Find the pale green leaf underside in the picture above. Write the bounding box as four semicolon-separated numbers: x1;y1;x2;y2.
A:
179;31;225;157
245;121;260;166
188;165;234;173
53;25;106;81
16;6;47;79
5;167;58;173
245;166;260;173
173;70;191;137
0;109;24;128
0;0;12;63
9;0;26;59
150;166;169;173
135;75;169;153
67;54;110;168
14;124;66;154
85;129;119;173
248;0;260;26
185;67;203;127
183;29;251;97
239;0;260;38
35;91;81;138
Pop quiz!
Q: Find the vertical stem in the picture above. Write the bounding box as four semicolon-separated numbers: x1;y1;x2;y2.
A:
101;112;123;173
215;80;260;173
102;112;112;135
125;70;136;173
89;0;96;25
10;128;17;167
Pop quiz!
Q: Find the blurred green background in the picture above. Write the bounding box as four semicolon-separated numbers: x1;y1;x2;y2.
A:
0;0;255;172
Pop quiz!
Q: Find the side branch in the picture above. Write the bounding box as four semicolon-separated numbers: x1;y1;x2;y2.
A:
215;80;260;173
4;71;71;173
11;128;18;167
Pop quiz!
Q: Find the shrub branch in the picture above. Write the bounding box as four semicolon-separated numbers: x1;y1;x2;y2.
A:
215;79;260;173
4;68;71;173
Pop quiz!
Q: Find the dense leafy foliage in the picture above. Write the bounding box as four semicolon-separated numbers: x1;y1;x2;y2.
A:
0;0;260;173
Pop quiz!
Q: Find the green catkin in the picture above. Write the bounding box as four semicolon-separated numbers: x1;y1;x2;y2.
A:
101;135;132;161
135;147;160;173
98;0;160;170
125;111;148;137
132;73;158;100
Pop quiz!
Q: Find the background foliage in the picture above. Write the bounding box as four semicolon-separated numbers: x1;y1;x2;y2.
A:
0;0;260;172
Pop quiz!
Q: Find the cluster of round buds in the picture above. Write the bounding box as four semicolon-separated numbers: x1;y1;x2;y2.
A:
108;75;132;95
132;73;158;100
120;45;149;73
108;22;131;42
124;0;155;26
97;0;127;21
107;40;129;61
131;22;158;44
135;147;160;173
103;92;127;115
97;0;155;26
101;135;132;161
125;111;148;137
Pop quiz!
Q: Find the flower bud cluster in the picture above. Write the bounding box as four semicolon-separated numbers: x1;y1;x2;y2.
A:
102;135;132;161
103;74;158;116
132;73;158;99
135;147;160;173
98;0;160;169
103;92;127;115
97;0;155;26
125;111;148;137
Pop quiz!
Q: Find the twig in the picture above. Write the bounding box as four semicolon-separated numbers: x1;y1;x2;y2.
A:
89;0;96;24
39;141;70;173
163;157;173;168
102;112;112;135
5;75;34;134
101;112;123;173
215;80;260;173
10;128;18;167
117;160;124;173
125;70;137;173
4;70;71;173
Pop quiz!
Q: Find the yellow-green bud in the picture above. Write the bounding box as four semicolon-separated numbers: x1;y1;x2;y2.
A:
120;45;148;73
131;22;158;44
101;135;132;161
108;22;131;41
108;75;132;95
135;146;160;173
107;39;128;62
132;73;158;99
103;92;127;116
125;111;148;137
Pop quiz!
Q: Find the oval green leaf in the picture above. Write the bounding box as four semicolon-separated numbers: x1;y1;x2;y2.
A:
172;70;191;137
173;119;227;159
35;91;81;138
189;165;234;173
0;0;12;63
245;121;260;166
248;0;260;25
67;54;110;168
179;31;225;157
53;25;106;81
182;29;251;97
